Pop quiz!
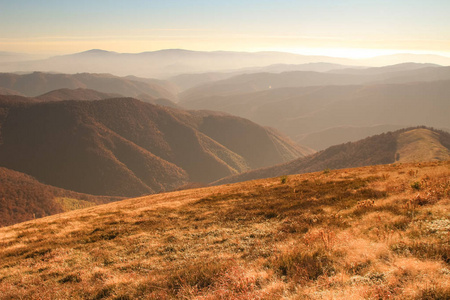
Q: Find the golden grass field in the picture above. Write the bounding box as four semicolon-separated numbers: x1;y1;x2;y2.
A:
0;161;449;299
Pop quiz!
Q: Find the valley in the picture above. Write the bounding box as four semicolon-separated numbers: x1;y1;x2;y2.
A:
1;50;450;300
2;1;450;298
1;59;450;227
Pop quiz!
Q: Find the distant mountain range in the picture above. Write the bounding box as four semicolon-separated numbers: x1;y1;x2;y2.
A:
169;62;361;91
179;65;450;149
2;65;450;152
0;51;46;63
179;64;450;101
0;96;308;197
0;87;180;108
214;127;450;185
1;49;449;78
0;72;177;99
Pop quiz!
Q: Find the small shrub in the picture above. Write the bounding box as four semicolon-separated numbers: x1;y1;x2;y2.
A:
168;260;231;292
411;181;421;190
391;241;449;263
409;241;450;263
273;248;333;282
24;247;52;259
408;169;418;177
264;211;278;219
417;286;450;300
58;274;82;284
280;175;288;184
357;199;374;209
303;229;336;251
93;286;114;300
212;265;258;297
365;284;400;300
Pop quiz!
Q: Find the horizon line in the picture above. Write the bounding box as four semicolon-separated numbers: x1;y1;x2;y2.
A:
3;48;450;61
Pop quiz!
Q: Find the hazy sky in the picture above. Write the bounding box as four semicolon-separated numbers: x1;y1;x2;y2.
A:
1;0;450;58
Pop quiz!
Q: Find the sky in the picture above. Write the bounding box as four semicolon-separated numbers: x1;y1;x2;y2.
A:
1;0;450;58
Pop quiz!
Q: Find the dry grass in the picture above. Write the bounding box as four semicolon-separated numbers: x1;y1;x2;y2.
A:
0;161;449;299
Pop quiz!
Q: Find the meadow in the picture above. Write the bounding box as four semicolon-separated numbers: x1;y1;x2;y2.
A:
0;161;449;299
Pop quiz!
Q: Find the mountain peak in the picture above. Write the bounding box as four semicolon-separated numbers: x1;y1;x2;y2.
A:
73;49;117;56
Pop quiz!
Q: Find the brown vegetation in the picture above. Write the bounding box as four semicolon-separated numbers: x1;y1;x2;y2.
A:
0;167;121;227
36;88;120;102
215;127;450;185
0;160;448;299
0;97;305;197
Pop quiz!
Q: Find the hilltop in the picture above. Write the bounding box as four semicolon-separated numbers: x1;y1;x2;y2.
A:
215;127;450;185
0;87;179;108
0;87;24;96
36;88;120;102
0;72;177;100
0;160;448;299
0;97;307;197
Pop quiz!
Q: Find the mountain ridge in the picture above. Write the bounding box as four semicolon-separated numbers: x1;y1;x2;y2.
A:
0;72;177;99
180;79;450;149
213;127;450;185
0;97;307;197
2;49;450;78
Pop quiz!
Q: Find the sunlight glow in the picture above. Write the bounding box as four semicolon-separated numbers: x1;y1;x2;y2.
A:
271;48;450;59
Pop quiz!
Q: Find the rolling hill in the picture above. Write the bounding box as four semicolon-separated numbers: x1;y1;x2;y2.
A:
0;72;177;99
179;71;368;101
0;87;24;96
1;160;448;298
0;94;37;104
214;127;450;185
36;88;120;102
169;62;355;91
179;65;450;102
0;167;122;227
329;62;440;75
1;87;179;108
0;97;308;197
180;80;450;149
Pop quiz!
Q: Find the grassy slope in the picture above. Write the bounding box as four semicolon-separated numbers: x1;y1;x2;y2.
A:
397;128;450;163
0;161;449;299
214;127;450;186
0;167;122;227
